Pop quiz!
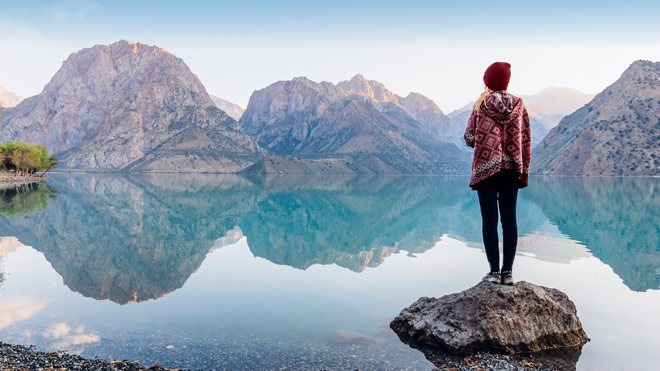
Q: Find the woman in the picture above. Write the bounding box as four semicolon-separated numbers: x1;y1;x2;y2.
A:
464;62;531;285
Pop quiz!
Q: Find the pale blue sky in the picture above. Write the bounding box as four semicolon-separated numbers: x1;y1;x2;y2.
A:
2;0;660;111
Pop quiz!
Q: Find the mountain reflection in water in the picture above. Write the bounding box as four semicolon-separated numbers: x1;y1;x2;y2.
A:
525;176;660;292
0;174;658;305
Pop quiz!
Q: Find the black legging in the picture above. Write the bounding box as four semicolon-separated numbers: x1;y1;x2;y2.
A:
477;188;518;273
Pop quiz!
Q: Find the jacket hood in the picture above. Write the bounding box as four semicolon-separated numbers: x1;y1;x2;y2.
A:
482;92;520;122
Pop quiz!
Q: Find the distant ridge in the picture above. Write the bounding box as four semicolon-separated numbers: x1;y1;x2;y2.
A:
210;95;245;121
239;74;471;174
520;87;595;131
0;85;23;108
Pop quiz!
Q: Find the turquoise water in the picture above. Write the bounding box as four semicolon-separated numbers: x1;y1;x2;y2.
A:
0;174;658;370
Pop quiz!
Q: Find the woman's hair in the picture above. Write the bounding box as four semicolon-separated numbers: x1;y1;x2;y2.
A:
474;85;493;111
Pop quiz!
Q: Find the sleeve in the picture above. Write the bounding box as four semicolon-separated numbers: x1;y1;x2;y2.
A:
464;109;477;148
521;104;532;174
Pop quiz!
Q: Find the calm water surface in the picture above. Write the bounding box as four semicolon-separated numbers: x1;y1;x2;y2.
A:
0;174;659;370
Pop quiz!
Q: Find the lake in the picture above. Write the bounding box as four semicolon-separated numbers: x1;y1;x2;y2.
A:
1;174;659;370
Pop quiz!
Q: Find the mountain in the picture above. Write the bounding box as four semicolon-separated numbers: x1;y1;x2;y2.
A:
336;74;465;148
239;74;470;174
531;60;660;175
0;85;23;108
0;40;263;171
521;87;595;131
210;95;245;120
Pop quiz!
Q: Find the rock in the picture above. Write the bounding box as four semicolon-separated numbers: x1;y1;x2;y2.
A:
390;281;589;356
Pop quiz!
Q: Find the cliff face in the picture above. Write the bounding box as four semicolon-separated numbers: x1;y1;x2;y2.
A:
0;40;263;171
531;60;660;175
240;75;470;174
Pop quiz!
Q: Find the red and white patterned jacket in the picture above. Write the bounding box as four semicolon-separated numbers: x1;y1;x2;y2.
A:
464;92;531;188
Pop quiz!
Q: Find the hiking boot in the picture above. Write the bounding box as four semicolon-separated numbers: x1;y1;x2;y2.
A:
501;270;514;285
482;271;501;284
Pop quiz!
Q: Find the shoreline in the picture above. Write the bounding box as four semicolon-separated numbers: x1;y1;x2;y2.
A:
0;340;561;371
39;169;660;177
0;342;176;370
0;172;46;190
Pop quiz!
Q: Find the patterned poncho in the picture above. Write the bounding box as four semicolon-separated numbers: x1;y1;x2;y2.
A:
464;91;531;188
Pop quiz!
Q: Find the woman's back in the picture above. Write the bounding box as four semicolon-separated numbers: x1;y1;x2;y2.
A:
464;91;531;190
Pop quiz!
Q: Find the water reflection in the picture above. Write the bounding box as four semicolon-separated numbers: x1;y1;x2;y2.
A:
0;174;254;304
409;342;584;370
240;175;475;271
0;183;57;218
0;174;658;306
524;176;660;292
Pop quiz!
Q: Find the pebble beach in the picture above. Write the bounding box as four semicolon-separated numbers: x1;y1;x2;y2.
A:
0;342;175;371
0;172;45;190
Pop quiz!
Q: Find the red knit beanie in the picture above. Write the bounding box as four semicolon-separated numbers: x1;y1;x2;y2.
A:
483;62;511;91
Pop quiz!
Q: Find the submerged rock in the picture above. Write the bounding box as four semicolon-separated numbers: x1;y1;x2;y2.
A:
390;281;589;356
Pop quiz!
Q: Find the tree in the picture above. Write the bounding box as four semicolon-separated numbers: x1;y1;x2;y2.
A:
41;155;60;177
0;141;59;176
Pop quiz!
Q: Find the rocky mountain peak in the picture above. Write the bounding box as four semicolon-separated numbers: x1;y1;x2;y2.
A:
239;76;344;138
616;60;660;94
113;39;173;55
1;40;262;171
44;39;203;111
290;76;316;86
337;74;398;103
626;59;660;73
240;74;470;173
401;92;438;107
398;92;444;116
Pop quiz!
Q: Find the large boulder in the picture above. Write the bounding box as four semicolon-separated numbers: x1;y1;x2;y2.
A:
390;281;589;356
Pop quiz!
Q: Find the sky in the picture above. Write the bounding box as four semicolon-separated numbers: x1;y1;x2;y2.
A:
2;0;660;112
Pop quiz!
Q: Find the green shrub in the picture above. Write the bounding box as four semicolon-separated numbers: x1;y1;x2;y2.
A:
0;141;59;175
